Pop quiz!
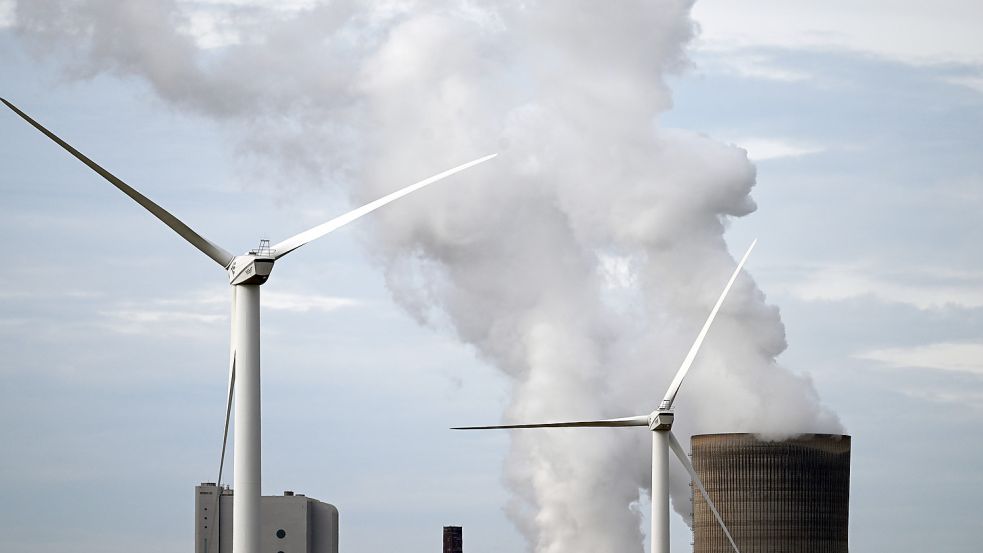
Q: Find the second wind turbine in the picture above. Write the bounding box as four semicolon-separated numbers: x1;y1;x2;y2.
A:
455;240;756;553
1;97;496;553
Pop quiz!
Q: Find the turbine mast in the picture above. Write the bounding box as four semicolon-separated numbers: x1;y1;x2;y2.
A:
233;284;262;553
651;428;671;553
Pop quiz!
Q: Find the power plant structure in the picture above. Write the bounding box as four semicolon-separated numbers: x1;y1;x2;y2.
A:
195;483;339;553
690;433;851;553
443;526;463;553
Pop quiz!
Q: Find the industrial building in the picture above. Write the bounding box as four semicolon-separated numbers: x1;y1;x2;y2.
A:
443;526;463;553
690;433;851;553
194;483;339;553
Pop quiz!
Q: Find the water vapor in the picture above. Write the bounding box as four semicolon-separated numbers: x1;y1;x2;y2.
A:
11;1;842;551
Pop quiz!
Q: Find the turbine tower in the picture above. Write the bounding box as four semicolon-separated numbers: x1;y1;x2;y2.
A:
454;240;756;553
2;97;496;553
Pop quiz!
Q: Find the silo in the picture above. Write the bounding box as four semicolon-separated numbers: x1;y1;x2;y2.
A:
690;433;851;553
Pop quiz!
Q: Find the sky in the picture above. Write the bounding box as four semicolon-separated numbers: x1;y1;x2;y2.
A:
1;1;981;552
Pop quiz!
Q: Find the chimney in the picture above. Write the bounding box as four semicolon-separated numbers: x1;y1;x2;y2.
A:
443;526;463;553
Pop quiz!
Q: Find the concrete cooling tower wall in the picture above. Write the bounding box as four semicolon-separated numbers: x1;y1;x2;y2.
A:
691;433;851;553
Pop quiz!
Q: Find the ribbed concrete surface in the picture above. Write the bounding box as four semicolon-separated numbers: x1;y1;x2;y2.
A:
691;433;851;553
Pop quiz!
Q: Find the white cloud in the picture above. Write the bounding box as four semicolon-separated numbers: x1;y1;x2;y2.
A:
0;0;13;28
946;75;983;94
176;0;322;49
726;137;824;161
98;301;225;337
0;288;106;301
180;0;318;8
182;8;241;49
598;254;636;290
101;307;224;327
97;288;357;335
692;0;983;64
263;290;358;312
899;388;983;409
148;287;358;313
857;342;983;376
696;50;813;82
783;264;983;310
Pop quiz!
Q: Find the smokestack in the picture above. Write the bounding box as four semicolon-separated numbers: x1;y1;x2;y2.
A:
443;526;463;553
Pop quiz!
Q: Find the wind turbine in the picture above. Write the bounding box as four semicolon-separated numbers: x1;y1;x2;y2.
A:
453;240;756;553
1;97;496;553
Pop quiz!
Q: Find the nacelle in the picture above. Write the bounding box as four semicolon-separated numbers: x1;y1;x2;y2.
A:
228;255;275;285
648;411;674;431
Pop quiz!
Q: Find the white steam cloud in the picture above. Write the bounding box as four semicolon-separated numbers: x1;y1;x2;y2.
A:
11;1;842;551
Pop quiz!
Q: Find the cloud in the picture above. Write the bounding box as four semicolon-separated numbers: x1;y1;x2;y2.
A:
857;342;983;376
691;0;983;64
98;288;357;336
725;137;824;161
858;341;983;412
102;307;225;327
0;0;13;27
263;290;358;312
98;301;225;338
782;264;983;310
179;0;317;9
946;74;983;94
175;0;323;49
180;5;241;49
899;388;983;410
695;49;813;82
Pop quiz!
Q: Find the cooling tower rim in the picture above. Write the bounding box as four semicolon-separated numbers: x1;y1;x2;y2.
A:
692;432;850;440
691;432;851;455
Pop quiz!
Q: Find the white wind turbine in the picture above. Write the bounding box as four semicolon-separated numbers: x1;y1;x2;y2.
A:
454;240;756;553
2;97;496;553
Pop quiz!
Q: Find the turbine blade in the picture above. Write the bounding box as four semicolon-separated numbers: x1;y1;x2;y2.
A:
1;97;234;268
217;363;235;484
217;286;237;489
659;239;756;410
667;431;741;553
452;415;649;430
270;153;498;260
209;288;237;553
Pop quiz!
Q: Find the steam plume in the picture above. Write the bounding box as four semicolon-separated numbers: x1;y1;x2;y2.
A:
11;1;842;551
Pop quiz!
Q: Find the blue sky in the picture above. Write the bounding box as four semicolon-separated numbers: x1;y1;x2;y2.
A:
1;1;981;552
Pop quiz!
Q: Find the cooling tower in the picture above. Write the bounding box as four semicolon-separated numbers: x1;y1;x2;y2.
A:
691;433;851;553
